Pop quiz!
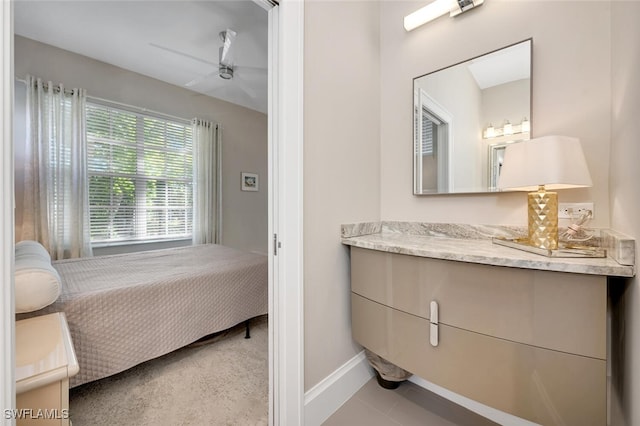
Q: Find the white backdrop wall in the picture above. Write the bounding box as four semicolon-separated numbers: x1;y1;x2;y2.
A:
380;1;611;228
13;36;268;255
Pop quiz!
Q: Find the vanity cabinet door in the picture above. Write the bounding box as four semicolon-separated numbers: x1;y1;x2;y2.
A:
352;293;606;426
350;247;607;359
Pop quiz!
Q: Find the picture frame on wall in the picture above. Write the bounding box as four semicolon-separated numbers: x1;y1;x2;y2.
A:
241;172;259;192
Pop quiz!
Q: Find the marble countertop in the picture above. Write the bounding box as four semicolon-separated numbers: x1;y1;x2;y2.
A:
341;222;635;278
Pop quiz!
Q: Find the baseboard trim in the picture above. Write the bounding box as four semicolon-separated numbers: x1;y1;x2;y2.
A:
304;350;374;426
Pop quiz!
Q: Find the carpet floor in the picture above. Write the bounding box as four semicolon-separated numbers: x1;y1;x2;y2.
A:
68;316;269;426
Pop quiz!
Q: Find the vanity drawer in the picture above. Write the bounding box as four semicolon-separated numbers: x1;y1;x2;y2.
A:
352;293;606;426
350;246;607;359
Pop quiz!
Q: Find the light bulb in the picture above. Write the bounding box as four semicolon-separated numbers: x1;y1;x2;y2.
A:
486;124;495;138
503;120;513;136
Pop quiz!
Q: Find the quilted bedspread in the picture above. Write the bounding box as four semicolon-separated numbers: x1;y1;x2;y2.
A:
20;244;268;387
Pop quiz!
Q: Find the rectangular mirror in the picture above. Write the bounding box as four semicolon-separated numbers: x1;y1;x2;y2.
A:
413;39;532;195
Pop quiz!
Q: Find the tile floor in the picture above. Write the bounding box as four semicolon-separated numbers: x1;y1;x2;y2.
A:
323;378;499;426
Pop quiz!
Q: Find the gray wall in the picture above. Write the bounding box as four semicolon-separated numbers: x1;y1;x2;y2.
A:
13;36;268;255
303;1;381;390
610;2;640;425
481;78;530;133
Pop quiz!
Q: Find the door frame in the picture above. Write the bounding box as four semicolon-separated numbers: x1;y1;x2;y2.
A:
269;1;305;424
0;1;15;423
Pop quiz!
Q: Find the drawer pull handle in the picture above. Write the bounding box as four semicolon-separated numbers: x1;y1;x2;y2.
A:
430;300;439;347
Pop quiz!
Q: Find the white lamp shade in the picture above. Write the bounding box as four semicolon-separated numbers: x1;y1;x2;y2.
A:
497;135;593;191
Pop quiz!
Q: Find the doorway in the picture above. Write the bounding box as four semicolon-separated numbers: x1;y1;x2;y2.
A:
0;1;305;424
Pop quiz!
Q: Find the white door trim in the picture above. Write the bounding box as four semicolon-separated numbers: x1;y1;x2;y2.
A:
0;1;15;423
267;5;278;425
270;1;304;425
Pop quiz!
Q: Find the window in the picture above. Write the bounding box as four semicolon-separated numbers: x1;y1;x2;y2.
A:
421;107;442;156
86;102;193;245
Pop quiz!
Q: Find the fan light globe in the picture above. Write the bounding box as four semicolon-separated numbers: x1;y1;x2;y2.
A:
219;66;233;80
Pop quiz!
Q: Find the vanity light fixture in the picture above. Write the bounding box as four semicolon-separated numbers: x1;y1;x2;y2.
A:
483;117;531;139
485;123;496;138
497;136;592;250
503;120;513;136
404;0;484;32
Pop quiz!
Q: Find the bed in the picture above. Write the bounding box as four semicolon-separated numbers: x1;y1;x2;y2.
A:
18;244;268;387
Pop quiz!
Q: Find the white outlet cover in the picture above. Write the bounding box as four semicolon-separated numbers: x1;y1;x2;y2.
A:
558;202;594;219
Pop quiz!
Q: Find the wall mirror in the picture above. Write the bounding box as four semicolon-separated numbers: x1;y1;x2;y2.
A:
413;39;532;195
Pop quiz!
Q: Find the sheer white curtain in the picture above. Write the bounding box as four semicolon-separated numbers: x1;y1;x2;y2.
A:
19;75;92;260
192;119;221;245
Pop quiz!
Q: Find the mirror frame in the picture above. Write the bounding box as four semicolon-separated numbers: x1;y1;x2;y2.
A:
413;38;533;196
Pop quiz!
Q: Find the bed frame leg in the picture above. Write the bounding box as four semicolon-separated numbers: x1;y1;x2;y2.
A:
244;320;251;339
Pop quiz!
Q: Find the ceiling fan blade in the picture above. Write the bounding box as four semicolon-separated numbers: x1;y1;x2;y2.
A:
235;64;267;75
204;81;248;97
219;29;237;67
185;69;221;87
237;84;257;100
234;75;257;99
149;42;217;67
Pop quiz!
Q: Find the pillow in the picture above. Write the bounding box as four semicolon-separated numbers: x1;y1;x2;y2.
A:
15;240;51;260
15;240;62;314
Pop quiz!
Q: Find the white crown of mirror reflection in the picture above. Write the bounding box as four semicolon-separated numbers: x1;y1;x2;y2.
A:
404;0;484;31
497;135;592;191
484;117;530;139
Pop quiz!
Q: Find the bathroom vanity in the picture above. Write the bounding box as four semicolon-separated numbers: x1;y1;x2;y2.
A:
342;222;635;426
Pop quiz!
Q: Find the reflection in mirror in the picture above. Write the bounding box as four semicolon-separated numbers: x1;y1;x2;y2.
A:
413;39;532;195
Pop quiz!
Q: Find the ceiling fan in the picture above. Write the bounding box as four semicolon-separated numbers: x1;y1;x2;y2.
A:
149;29;266;98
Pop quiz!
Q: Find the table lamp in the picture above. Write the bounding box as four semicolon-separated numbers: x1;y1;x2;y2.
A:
497;135;592;250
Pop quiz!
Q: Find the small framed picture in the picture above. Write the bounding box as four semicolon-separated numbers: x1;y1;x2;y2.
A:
241;172;259;192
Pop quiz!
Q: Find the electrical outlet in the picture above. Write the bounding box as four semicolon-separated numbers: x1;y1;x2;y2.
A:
558;203;594;219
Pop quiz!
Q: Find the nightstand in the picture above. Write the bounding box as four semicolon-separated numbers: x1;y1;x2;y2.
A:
15;313;79;426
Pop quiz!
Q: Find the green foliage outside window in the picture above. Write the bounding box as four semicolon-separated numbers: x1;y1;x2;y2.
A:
86;104;193;244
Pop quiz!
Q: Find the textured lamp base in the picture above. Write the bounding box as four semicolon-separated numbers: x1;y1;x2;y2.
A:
528;187;558;250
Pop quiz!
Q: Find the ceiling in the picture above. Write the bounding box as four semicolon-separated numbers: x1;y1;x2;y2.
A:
467;41;530;90
13;1;269;114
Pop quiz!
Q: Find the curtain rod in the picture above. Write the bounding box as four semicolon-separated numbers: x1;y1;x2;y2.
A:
15;77;78;96
16;76;192;126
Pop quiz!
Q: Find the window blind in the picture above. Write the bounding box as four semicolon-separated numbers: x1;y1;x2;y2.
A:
421;107;443;156
86;103;193;244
